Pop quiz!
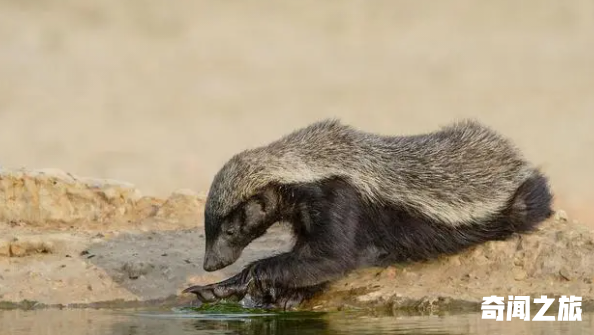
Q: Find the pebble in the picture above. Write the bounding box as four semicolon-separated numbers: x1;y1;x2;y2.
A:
512;268;527;281
121;261;154;280
559;267;573;281
555;210;568;222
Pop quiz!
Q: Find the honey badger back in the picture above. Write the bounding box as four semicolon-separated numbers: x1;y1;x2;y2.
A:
183;119;553;309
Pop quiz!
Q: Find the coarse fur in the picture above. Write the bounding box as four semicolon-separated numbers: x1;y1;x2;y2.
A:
183;119;554;310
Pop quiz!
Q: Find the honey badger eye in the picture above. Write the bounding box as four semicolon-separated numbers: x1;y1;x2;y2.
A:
225;228;236;236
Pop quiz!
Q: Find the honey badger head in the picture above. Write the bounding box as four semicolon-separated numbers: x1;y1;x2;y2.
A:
201;119;348;272
202;149;284;272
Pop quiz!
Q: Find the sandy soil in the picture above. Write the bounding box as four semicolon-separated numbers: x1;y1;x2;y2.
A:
0;0;593;223
0;217;294;306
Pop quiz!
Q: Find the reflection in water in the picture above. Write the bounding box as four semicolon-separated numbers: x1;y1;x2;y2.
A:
111;309;333;335
1;308;593;335
187;315;330;335
112;310;453;335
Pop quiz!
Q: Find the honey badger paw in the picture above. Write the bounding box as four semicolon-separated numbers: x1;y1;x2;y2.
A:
182;275;249;303
241;280;327;310
240;290;306;310
182;283;239;302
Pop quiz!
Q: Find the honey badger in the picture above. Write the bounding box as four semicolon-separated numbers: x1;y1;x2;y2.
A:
183;119;553;309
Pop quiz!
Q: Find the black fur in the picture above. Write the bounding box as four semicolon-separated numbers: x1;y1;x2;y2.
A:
184;170;553;309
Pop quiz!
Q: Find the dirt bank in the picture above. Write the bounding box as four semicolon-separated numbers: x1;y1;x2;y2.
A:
1;169;592;314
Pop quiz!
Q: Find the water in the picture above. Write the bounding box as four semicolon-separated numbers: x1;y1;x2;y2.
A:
1;308;593;335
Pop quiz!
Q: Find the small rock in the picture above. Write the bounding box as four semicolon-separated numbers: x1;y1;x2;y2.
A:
27;271;42;279
383;267;397;279
9;243;27;257
121;261;154;280
447;256;461;267
513;268;527;281
513;257;524;266
559;267;573;281
555;210;568;222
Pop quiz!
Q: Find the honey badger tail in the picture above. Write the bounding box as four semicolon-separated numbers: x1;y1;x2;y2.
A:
505;170;554;233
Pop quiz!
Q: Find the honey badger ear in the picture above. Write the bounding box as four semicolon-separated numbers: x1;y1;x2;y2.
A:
244;199;265;228
243;187;279;228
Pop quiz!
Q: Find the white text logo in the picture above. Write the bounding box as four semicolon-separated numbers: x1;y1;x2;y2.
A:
481;295;582;321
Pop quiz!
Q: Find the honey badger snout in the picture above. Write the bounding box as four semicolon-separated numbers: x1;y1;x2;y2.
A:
203;239;242;272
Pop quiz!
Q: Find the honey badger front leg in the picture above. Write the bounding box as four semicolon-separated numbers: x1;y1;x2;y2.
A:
184;179;363;308
185;212;360;307
183;251;349;309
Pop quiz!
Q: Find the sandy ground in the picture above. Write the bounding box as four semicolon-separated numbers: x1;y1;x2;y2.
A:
0;0;593;223
0;218;294;306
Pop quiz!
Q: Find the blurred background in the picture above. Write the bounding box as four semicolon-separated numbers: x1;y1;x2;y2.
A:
0;0;592;223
